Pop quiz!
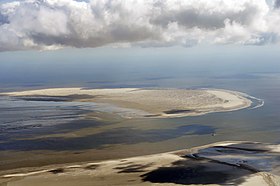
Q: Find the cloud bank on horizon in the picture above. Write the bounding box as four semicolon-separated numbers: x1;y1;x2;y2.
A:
1;0;280;51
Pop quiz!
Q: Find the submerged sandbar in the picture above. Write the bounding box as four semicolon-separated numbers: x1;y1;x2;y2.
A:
3;87;252;118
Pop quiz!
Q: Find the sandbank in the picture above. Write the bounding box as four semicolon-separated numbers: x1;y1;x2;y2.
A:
2;87;253;118
1;141;279;186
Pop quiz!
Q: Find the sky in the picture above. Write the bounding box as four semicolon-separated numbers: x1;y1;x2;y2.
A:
0;0;280;52
1;0;280;89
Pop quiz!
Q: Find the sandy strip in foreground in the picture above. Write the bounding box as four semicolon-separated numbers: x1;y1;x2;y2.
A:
1;141;280;186
1;87;252;118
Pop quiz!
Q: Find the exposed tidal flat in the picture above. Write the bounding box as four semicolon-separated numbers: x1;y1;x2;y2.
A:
0;87;277;186
3;87;254;118
1;141;280;186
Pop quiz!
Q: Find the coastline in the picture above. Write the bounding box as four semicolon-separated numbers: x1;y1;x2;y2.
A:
0;87;270;185
1;87;254;118
1;141;279;186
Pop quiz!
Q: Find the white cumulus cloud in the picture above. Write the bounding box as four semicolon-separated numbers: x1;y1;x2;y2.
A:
0;0;280;51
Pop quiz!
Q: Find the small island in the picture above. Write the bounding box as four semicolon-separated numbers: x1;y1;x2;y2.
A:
1;88;274;186
3;87;252;118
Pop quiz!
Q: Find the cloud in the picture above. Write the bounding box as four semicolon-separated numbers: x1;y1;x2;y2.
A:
0;0;279;51
275;0;280;8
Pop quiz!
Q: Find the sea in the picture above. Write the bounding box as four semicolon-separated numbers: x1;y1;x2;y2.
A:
0;46;280;165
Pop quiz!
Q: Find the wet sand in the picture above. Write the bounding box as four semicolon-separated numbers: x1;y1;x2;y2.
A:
0;88;270;185
2;88;252;118
1;141;279;186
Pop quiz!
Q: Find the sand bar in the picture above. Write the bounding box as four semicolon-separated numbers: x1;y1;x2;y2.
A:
1;141;279;186
2;87;253;118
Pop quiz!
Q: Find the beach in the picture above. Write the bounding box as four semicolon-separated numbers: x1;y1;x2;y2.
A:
2;87;252;118
1;141;279;186
0;87;271;185
1;0;280;184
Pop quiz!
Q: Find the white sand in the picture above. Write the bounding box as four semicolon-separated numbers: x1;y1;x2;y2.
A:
206;89;251;110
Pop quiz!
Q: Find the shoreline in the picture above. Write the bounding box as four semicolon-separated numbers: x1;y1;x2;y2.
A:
1;141;279;186
1;87;255;118
0;87;270;185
